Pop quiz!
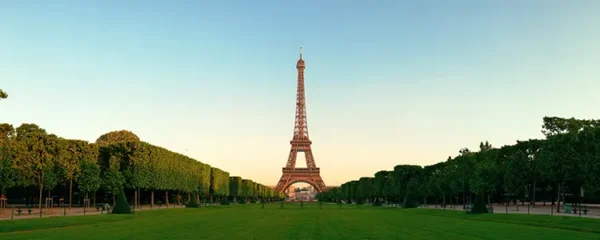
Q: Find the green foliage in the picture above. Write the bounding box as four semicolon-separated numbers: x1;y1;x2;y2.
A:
95;130;140;146
357;177;374;202
98;141;210;194
0;126;16;194
112;190;132;214
229;176;242;197
0;89;7;100
77;160;102;195
373;171;388;200
102;168;125;196
504;150;528;197
210;167;229;196
241;179;254;199
42;166;59;191
383;172;398;201
393;165;422;207
470;193;488;214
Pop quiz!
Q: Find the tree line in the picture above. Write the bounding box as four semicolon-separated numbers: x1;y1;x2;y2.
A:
0;124;284;211
318;117;600;213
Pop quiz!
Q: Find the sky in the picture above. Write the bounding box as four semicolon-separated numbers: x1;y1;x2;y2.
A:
1;1;599;187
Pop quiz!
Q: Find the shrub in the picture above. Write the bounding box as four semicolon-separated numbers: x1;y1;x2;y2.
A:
470;193;489;214
220;198;230;205
112;190;132;214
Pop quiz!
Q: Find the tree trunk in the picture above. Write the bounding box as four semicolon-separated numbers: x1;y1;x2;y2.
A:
516;196;519;211
442;194;445;208
151;191;154;208
505;195;508;214
561;186;567;209
112;195;116;206
69;177;73;208
556;183;561;213
134;190;138;209
165;191;169;207
93;192;96;206
188;193;191;202
532;180;536;208
39;178;44;212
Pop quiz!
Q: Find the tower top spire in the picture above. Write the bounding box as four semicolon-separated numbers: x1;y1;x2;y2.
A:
297;47;305;68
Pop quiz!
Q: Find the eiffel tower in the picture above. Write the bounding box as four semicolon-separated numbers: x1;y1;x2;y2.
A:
274;48;327;193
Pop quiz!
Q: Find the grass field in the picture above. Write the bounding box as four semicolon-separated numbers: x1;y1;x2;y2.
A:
1;203;600;239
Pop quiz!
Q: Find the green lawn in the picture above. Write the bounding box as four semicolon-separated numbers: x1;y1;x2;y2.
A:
1;203;599;239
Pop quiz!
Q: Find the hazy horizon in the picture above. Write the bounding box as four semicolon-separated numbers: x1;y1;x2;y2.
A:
1;1;599;186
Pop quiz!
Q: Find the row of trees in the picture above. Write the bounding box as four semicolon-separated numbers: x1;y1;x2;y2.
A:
0;123;284;211
318;117;600;213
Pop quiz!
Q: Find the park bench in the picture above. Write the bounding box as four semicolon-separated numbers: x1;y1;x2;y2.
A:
572;204;589;215
465;204;473;213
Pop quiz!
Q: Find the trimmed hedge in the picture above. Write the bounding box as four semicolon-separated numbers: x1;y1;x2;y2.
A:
471;193;489;214
112;190;132;214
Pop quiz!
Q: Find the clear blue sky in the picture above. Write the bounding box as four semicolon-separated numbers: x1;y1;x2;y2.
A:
1;1;599;186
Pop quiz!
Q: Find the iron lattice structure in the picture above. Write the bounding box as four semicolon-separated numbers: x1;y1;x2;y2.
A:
275;49;327;193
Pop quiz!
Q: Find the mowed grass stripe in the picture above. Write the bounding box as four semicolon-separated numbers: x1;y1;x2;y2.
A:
1;204;600;240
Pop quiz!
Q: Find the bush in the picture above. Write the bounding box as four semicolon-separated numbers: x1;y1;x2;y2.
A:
220;198;230;205
470;193;489;214
372;199;382;206
112;190;132;214
186;193;200;208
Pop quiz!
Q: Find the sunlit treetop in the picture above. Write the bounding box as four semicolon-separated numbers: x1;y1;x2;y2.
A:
95;130;140;146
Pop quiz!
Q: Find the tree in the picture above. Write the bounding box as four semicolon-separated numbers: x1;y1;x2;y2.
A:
77;160;101;202
383;172;398;204
357;177;374;203
241;179;254;203
12;124;57;212
504;150;529;211
0;142;16;195
0;89;7;100
393;165;422;207
102;163;125;206
57;139;91;208
0;124;16;195
229;176;242;202
515;139;543;206
373;171;388;204
470;147;500;206
43;166;59;202
95;130;140;146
